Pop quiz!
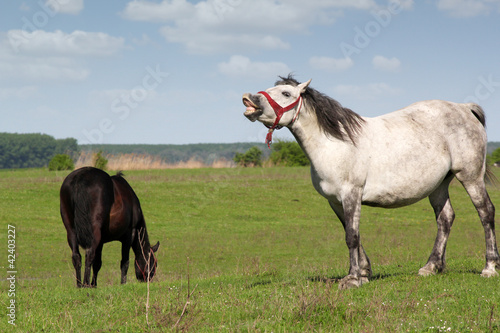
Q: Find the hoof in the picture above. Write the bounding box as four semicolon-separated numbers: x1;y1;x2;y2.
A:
338;275;367;290
418;266;436;277
481;269;499;278
481;261;499;278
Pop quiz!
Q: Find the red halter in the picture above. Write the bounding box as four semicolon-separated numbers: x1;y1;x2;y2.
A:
258;90;303;148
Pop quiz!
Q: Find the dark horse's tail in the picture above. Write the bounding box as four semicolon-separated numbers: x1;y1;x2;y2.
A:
72;180;95;249
61;167;114;249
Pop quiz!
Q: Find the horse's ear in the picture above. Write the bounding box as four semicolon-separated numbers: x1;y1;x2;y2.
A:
152;241;159;252
298;79;312;94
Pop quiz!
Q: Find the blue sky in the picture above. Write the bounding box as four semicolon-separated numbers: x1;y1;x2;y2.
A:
1;0;499;145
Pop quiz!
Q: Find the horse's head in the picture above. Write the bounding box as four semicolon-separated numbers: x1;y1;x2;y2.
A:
135;241;160;282
242;78;311;146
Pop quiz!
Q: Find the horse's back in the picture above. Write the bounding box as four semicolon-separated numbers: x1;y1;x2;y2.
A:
367;100;487;161
61;167;114;204
359;100;488;207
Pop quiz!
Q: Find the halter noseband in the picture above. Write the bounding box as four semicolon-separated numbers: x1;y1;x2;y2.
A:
258;90;303;148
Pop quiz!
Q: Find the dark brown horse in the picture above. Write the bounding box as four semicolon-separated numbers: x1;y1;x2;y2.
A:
60;167;159;287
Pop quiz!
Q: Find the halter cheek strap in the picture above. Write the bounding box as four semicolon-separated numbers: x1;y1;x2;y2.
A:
258;91;303;148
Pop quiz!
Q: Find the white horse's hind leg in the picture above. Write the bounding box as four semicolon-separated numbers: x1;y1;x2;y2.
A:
457;174;500;277
419;175;455;276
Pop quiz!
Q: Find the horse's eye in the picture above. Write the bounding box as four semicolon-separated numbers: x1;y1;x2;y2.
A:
282;91;291;98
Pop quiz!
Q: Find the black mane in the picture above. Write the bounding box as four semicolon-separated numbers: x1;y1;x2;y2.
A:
275;75;365;144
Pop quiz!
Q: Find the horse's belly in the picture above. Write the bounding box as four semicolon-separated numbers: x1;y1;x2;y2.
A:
361;174;444;208
361;191;426;208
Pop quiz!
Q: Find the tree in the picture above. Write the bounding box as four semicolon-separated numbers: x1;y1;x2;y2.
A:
234;146;263;167
491;148;500;163
48;154;74;171
94;151;108;170
0;133;79;169
269;140;309;166
55;138;78;155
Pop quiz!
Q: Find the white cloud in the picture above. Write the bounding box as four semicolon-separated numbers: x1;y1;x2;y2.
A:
0;30;124;82
218;55;290;79
436;0;500;17
121;0;380;54
309;56;353;72
333;82;402;99
45;0;84;15
7;30;125;56
160;27;290;54
0;56;89;82
0;86;40;100
121;0;193;22
372;55;401;72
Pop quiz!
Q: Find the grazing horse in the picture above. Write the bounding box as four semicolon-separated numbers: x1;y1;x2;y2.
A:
242;75;499;289
60;167;159;287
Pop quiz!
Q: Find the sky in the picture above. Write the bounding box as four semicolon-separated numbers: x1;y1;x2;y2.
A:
1;0;500;145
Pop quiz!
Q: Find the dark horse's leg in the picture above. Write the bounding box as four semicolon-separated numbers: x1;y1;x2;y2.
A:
419;174;456;276
60;195;83;287
83;248;93;287
330;193;371;290
120;238;132;284
68;232;83;287
83;210;105;287
90;243;104;287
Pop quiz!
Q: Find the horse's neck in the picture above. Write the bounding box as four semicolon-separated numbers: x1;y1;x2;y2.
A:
289;111;362;197
290;112;354;166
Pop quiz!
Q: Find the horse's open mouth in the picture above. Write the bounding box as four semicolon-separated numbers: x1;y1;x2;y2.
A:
242;94;262;120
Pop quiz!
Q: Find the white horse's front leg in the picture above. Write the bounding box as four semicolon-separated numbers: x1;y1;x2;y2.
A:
339;247;370;290
334;191;369;290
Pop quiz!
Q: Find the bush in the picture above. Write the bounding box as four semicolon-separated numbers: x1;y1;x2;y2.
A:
48;154;74;171
234;146;263;167
269;140;309;166
94;151;108;170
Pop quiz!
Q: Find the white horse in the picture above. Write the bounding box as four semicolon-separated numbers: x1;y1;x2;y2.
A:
242;75;499;289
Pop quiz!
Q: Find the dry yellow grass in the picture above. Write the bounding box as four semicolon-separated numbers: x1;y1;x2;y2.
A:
74;151;235;170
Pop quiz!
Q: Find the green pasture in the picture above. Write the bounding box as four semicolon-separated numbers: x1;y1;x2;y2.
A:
0;167;499;332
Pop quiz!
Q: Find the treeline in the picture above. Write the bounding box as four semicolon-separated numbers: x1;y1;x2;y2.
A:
0;133;78;169
0;133;270;169
80;143;271;164
488;142;500;154
2;131;499;170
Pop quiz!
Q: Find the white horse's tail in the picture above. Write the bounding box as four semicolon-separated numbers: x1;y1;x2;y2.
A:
467;103;497;185
485;164;499;186
468;103;486;127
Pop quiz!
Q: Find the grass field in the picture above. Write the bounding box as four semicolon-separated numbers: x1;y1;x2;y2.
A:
1;167;499;332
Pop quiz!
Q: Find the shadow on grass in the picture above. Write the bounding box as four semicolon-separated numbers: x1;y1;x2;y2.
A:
247;279;273;288
307;271;407;285
308;265;487;286
451;267;482;275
